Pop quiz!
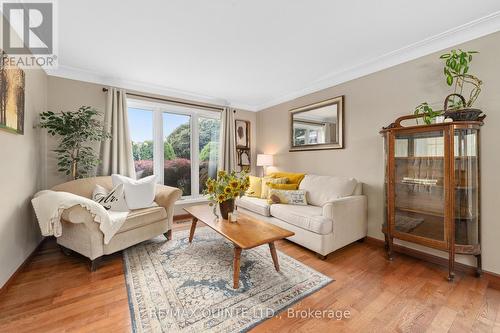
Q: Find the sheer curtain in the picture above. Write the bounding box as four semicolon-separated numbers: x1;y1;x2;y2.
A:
218;107;237;172
100;88;136;178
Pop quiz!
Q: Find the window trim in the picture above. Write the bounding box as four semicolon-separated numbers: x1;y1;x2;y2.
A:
128;98;220;198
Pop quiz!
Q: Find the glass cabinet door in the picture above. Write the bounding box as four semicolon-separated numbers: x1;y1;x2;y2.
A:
393;130;446;241
454;129;479;250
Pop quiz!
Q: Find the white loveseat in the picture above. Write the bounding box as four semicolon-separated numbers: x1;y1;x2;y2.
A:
236;174;368;258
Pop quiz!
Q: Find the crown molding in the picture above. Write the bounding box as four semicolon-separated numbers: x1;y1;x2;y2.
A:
46;65;239;109
46;11;500;113
255;11;500;111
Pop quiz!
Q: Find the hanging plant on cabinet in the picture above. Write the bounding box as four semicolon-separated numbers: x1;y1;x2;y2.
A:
414;49;485;124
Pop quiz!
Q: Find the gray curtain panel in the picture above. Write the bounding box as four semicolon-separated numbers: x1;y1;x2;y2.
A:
218;107;237;172
100;88;136;178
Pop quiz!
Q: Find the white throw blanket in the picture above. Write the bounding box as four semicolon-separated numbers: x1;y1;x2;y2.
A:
32;190;129;244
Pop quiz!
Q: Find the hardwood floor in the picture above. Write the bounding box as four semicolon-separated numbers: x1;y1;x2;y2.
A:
1;219;499;333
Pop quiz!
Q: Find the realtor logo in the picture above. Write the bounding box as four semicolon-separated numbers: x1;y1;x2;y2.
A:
1;1;57;68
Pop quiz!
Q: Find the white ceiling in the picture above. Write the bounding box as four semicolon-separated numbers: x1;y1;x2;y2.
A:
50;0;500;111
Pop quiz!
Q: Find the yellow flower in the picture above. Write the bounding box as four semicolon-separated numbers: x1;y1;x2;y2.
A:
217;170;227;178
217;194;226;202
224;186;232;194
230;180;239;188
207;184;214;192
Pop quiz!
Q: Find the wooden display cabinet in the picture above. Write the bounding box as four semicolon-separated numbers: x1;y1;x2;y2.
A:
381;114;484;281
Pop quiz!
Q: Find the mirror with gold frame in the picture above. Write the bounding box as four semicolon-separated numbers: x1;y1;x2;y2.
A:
289;95;344;151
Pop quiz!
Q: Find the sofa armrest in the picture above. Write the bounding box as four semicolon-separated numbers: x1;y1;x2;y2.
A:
61;205;94;224
154;184;182;213
60;205;102;235
322;195;368;242
322;195;366;218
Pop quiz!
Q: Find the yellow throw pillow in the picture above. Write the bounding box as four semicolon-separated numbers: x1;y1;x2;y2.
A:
268;189;308;205
245;176;262;197
268;183;299;191
268;172;306;185
260;177;288;199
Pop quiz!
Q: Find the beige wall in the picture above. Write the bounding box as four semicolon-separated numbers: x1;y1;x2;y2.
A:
256;31;500;274
0;68;47;287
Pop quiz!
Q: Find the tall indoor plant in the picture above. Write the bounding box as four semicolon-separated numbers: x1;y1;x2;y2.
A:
204;170;250;219
414;49;484;124
39;106;111;179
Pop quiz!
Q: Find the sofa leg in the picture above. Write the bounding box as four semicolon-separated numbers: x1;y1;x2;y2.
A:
60;245;73;256
90;258;101;272
316;253;327;260
164;229;172;240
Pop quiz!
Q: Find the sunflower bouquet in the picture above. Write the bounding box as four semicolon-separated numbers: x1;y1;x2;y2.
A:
204;170;250;203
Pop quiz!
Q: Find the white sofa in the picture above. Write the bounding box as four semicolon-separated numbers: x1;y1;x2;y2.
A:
236;174;368;258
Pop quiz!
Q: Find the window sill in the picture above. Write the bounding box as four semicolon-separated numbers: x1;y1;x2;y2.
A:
175;196;210;206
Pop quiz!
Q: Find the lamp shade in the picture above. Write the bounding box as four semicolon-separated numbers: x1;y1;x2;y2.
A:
256;154;273;166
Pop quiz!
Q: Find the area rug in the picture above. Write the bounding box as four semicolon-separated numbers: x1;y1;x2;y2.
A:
123;227;333;333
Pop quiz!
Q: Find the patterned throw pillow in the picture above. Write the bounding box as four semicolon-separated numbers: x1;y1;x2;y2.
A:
268;189;308;205
260;177;288;199
92;184;129;212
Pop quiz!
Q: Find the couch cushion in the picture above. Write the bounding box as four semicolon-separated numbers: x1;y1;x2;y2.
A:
236;196;271;216
299;175;358;206
270;204;333;235
117;206;167;234
268;172;306;185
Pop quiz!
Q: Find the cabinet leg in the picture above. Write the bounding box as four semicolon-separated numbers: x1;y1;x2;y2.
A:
384;233;389;250
447;251;455;282
386;236;394;261
475;254;483;277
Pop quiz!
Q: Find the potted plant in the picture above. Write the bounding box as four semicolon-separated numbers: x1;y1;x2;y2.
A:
414;49;485;124
39;106;111;179
204;170;250;219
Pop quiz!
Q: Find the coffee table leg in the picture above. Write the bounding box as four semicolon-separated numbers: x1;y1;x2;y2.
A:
269;242;280;272
189;217;198;243
233;246;242;289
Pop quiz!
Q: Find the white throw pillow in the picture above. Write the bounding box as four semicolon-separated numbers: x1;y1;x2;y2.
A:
92;184;129;212
299;174;358;206
112;174;157;210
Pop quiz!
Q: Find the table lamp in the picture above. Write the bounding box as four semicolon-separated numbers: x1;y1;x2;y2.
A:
256;154;273;176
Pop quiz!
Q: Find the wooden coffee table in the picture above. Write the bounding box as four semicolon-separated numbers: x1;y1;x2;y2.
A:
184;204;294;289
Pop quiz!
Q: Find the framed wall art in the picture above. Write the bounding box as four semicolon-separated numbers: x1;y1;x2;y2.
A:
235;119;250;148
0;50;25;134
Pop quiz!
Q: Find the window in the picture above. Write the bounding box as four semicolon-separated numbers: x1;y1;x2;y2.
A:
129;108;154;179
128;99;220;198
199;117;220;193
163;112;192;196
